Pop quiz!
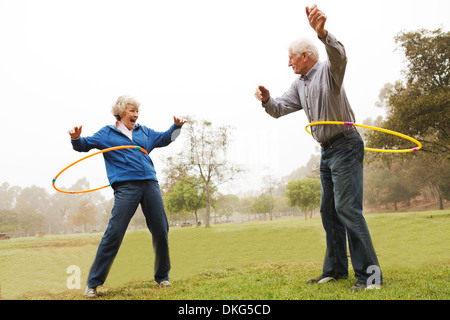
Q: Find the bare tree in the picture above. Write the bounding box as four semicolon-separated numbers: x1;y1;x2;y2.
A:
262;173;279;220
162;117;243;227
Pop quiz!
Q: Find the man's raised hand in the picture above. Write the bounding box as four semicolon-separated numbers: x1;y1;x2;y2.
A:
306;4;328;39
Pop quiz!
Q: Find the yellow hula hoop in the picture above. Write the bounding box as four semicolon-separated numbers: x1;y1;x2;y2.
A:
52;145;149;194
305;121;422;153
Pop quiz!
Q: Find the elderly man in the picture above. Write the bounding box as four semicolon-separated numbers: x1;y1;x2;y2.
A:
255;5;382;290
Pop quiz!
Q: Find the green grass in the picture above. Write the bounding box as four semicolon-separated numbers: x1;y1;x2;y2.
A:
1;211;449;300
42;262;448;300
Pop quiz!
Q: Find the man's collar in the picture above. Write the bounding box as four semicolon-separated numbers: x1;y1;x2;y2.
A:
300;61;319;81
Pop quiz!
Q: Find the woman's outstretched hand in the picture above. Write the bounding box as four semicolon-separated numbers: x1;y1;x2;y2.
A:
173;116;187;127
68;125;82;140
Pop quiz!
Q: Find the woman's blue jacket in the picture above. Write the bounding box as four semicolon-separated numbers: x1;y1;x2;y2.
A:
71;123;181;185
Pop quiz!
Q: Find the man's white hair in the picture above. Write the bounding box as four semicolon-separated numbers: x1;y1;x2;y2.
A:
289;38;319;61
111;95;140;121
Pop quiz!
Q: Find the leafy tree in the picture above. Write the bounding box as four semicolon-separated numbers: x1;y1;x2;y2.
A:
69;198;98;232
250;194;272;220
405;154;450;209
364;161;420;210
0;210;19;235
165;184;185;215
285;178;321;220
369;28;449;155
215;194;239;222
0;182;21;211
367;28;449;208
165;175;207;226
238;197;256;221
271;195;298;217
66;178;105;232
14;185;48;236
49;192;73;234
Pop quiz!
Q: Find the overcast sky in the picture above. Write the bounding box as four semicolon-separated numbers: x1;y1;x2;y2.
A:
0;0;448;198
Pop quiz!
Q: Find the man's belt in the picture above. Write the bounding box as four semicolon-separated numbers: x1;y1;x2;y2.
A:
320;128;356;150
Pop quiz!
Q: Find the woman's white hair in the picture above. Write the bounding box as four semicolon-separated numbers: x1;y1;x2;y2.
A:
289;38;319;61
111;95;140;121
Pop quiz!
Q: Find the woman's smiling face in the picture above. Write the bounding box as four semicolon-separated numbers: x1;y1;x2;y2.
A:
121;104;139;130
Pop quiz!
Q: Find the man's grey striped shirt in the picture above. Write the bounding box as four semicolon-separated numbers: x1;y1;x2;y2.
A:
262;32;356;143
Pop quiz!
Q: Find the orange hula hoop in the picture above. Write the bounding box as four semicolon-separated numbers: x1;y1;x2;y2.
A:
52;145;148;194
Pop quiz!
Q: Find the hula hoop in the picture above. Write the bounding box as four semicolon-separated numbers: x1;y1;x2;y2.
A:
52;145;148;194
305;121;422;153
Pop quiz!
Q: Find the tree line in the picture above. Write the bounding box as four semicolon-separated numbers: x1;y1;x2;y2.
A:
0;178;307;237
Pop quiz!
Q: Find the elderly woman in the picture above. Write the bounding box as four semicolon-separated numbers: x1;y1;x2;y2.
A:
68;95;186;298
